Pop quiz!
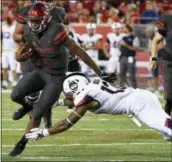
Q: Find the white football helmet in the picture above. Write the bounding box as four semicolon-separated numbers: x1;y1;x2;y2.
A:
86;23;97;29
63;73;90;99
111;22;122;29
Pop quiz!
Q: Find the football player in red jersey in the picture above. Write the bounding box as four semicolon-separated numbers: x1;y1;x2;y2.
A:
9;2;102;157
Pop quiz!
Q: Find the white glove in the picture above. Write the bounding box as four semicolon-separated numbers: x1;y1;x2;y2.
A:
25;128;49;141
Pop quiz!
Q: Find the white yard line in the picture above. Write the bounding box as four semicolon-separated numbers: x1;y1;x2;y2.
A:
1;153;68;160
1;128;152;131
2;90;12;93
2;142;170;148
2;118;129;121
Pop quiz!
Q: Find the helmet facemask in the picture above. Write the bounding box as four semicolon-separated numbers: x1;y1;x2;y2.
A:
26;2;52;33
27;16;51;33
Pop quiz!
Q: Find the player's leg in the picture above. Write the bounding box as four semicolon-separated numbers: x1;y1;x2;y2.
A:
127;58;137;88
120;56;128;87
132;89;172;138
2;52;9;89
9;51;17;87
161;60;172;116
43;108;52;128
9;113;41;157
11;70;44;120
9;73;63;157
32;75;64;121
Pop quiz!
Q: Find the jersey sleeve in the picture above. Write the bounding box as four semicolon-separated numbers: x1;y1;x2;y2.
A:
74;95;94;107
51;7;66;23
53;24;68;46
16;6;30;24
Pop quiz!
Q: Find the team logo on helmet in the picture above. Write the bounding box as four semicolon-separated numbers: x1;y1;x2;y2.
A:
68;80;79;92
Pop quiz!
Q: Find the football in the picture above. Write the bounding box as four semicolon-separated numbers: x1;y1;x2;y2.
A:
21;43;35;55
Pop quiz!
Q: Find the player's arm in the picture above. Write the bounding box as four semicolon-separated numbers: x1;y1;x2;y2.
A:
25;101;99;140
148;31;164;71
151;32;164;59
120;40;138;51
13;23;25;43
13;6;28;43
64;37;102;77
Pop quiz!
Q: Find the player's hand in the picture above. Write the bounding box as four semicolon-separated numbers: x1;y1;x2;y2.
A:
102;73;117;83
148;60;157;71
25;128;49;141
15;43;33;61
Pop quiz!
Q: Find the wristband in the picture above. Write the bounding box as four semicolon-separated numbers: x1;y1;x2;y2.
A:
42;129;50;137
151;57;157;61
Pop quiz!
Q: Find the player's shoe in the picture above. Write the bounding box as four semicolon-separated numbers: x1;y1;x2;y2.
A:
162;133;172;142
12;106;32;120
8;141;27;157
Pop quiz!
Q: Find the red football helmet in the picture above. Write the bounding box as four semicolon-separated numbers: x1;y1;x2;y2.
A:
26;2;51;33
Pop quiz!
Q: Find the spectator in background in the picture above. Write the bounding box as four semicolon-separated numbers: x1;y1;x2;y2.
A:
2;16;17;89
119;24;140;88
80;23;102;76
107;7;120;24
140;0;159;24
103;23;125;81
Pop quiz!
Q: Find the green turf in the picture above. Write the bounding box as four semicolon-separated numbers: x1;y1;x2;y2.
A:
1;93;172;161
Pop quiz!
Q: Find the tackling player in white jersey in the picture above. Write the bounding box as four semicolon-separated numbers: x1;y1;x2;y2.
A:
2;17;17;88
103;23;125;76
80;23;102;75
26;72;172;142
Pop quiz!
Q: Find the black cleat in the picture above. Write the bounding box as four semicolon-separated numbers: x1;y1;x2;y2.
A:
8;141;26;157
12;106;32;120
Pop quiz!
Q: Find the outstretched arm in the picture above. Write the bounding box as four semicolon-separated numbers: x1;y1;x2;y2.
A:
64;37;102;77
25;101;99;141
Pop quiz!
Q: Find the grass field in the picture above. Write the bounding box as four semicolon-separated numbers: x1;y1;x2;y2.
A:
1;92;172;161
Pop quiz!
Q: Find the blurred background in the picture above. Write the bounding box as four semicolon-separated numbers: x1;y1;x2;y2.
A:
1;0;172;95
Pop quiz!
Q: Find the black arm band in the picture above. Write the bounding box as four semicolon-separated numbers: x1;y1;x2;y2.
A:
151;57;157;61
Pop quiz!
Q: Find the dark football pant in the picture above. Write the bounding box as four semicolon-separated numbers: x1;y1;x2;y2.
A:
21;59;52;126
68;59;81;72
11;69;65;120
120;56;137;88
160;59;172;115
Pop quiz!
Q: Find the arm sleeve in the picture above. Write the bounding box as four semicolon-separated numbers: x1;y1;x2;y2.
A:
53;24;68;45
16;6;30;24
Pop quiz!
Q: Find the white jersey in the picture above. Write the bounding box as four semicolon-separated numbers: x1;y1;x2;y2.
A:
2;22;16;52
81;33;102;60
74;78;134;114
107;33;125;58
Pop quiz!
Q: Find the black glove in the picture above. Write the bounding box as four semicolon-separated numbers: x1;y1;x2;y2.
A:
101;73;117;83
